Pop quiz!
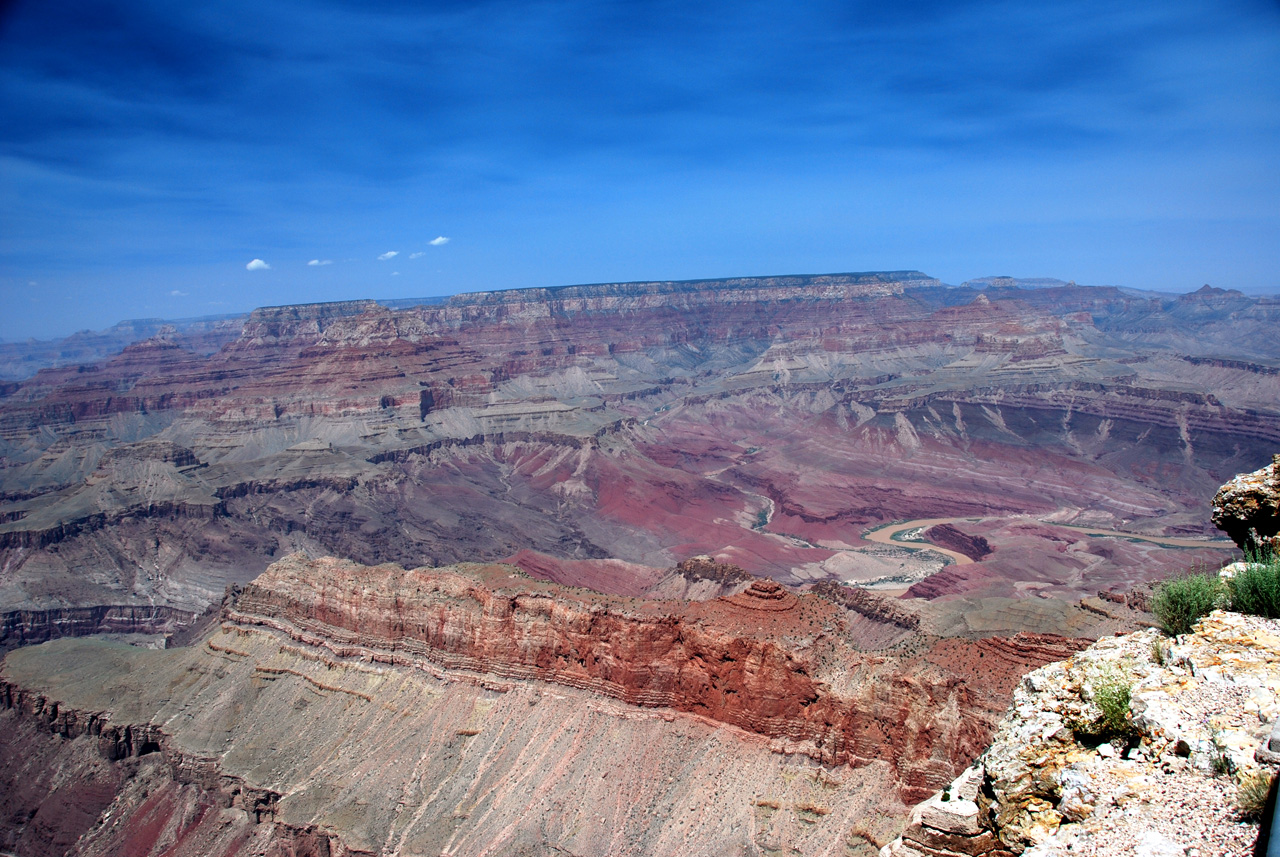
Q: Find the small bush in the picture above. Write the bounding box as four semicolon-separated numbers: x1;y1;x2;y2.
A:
1237;770;1274;821
1068;665;1134;743
1150;637;1168;666
1210;729;1234;776
1092;668;1133;738
1153;571;1225;636
1228;551;1280;619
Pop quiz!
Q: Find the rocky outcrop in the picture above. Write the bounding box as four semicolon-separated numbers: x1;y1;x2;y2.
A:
672;555;754;587
883;611;1273;857
881;765;1010;857
810;580;921;631
1214;454;1280;553
925;524;993;562
0;685;360;857
640;555;755;601
0;605;196;650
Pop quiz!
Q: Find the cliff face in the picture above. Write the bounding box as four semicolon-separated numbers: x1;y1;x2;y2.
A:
0;604;195;651
0;552;1092;857
0;274;1267;624
923;524;992;562
227;555;1084;793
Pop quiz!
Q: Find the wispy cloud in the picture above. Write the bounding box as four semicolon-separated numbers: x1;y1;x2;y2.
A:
428;236;450;246
378;250;399;260
409;252;426;259
246;259;271;271
308;259;333;266
391;271;400;276
170;289;188;296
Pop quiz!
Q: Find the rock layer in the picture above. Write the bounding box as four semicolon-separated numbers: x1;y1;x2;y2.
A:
924;524;993;562
225;554;1039;792
0;550;1098;857
0;604;196;651
0;275;1270;621
0;623;900;857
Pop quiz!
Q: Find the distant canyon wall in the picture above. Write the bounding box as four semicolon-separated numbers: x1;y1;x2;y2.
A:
0;274;1274;618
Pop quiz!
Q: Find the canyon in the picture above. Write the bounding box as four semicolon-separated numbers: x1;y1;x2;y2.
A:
1;274;1272;622
0;272;1277;855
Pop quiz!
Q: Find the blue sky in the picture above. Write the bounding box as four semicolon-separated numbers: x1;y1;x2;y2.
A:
1;0;1278;340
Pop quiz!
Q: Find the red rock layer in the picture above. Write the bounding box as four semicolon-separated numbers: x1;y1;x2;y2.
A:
227;555;1063;798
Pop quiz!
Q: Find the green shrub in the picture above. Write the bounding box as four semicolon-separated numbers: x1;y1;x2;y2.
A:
1228;551;1280;619
1152;571;1225;637
1068;665;1134;742
1093;669;1133;736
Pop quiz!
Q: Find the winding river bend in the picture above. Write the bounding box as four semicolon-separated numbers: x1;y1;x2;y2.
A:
863;518;1234;567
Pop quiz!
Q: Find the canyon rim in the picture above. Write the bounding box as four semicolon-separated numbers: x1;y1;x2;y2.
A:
1;272;1278;856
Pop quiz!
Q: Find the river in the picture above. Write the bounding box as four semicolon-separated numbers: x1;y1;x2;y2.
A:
863;517;1233;567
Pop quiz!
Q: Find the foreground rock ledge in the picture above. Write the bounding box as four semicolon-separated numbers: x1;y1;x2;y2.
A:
884;610;1273;857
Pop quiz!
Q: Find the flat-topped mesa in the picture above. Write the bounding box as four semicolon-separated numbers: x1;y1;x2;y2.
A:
225;554;991;793
450;271;936;306
244;299;381;326
235;300;382;347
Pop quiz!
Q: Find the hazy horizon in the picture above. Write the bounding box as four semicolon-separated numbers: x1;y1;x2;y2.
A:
4;269;1279;344
4;271;1276;344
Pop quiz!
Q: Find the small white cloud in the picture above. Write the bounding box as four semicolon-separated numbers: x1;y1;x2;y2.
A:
409;252;426;259
378;250;399;261
170;289;188;297
428;236;450;246
308;259;333;266
391;271;400;276
28;280;37;286
246;258;271;271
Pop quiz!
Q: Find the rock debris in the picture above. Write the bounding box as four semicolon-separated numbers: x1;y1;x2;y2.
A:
885;610;1279;857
